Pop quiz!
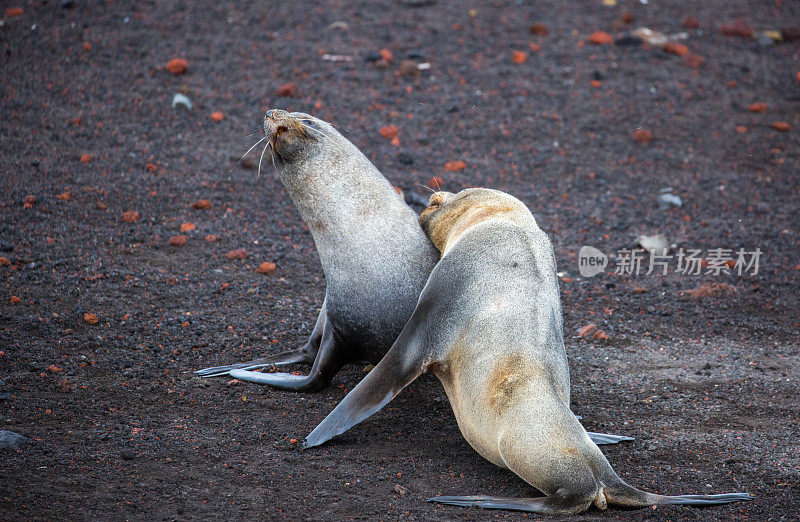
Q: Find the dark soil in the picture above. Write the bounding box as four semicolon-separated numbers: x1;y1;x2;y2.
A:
1;1;799;520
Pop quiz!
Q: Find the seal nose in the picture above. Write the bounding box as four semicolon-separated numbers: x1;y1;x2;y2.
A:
428;192;445;207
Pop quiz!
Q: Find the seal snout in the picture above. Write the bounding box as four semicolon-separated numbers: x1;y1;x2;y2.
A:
262;109;319;163
427;192;445;207
424;191;453;212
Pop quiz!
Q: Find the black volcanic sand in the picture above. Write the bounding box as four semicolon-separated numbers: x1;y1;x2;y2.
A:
1;1;798;519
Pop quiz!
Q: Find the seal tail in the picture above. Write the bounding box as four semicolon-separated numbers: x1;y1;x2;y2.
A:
602;479;753;508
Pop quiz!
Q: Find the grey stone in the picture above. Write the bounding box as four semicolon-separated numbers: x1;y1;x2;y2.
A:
0;430;28;451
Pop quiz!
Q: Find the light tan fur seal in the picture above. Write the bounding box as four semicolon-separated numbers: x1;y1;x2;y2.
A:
301;188;752;514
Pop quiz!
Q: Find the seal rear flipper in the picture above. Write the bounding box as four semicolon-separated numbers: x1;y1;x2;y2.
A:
302;340;427;449
586;431;634;445
603;480;754;508
226;320;344;392
194;349;313;378
661;493;754;505
195;299;327;378
428;495;591;515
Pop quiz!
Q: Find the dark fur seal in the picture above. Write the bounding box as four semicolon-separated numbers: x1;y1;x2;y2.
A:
194;110;439;391
301;188;752;514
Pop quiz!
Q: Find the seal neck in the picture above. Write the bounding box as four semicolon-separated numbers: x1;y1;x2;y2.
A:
277;144;410;259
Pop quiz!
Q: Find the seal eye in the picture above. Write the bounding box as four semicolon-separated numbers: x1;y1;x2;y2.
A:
299;118;315;127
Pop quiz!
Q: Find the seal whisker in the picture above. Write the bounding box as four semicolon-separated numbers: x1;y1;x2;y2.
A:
239;136;268;163
268;142;279;175
415;183;436;194
257;140;270;179
228;136;268;175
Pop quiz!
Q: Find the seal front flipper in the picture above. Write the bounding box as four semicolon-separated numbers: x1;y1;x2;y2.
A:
194;300;327;378
302;327;431;449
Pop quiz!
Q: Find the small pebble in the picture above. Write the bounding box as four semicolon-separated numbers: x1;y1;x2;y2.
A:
512;50;527;64
226;248;247;260
122;210;140;223
169;235;187;247
720;19;753;38
379;125;399;140
529;23;549;36
256;262;276;274
444;160;466;171
121;449;136;460
632;128;653;144
683;17;699;29
428;175;444;188
663;42;689;56
397;60;420;78
379;49;394;63
166;58;188;75
588;31;614;45
658;193;682;209
278;82;297;97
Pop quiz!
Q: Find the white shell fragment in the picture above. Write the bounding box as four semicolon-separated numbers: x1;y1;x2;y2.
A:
172;93;193;110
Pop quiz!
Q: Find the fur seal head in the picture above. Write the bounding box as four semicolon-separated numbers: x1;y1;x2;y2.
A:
262;109;335;164
419;188;532;255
